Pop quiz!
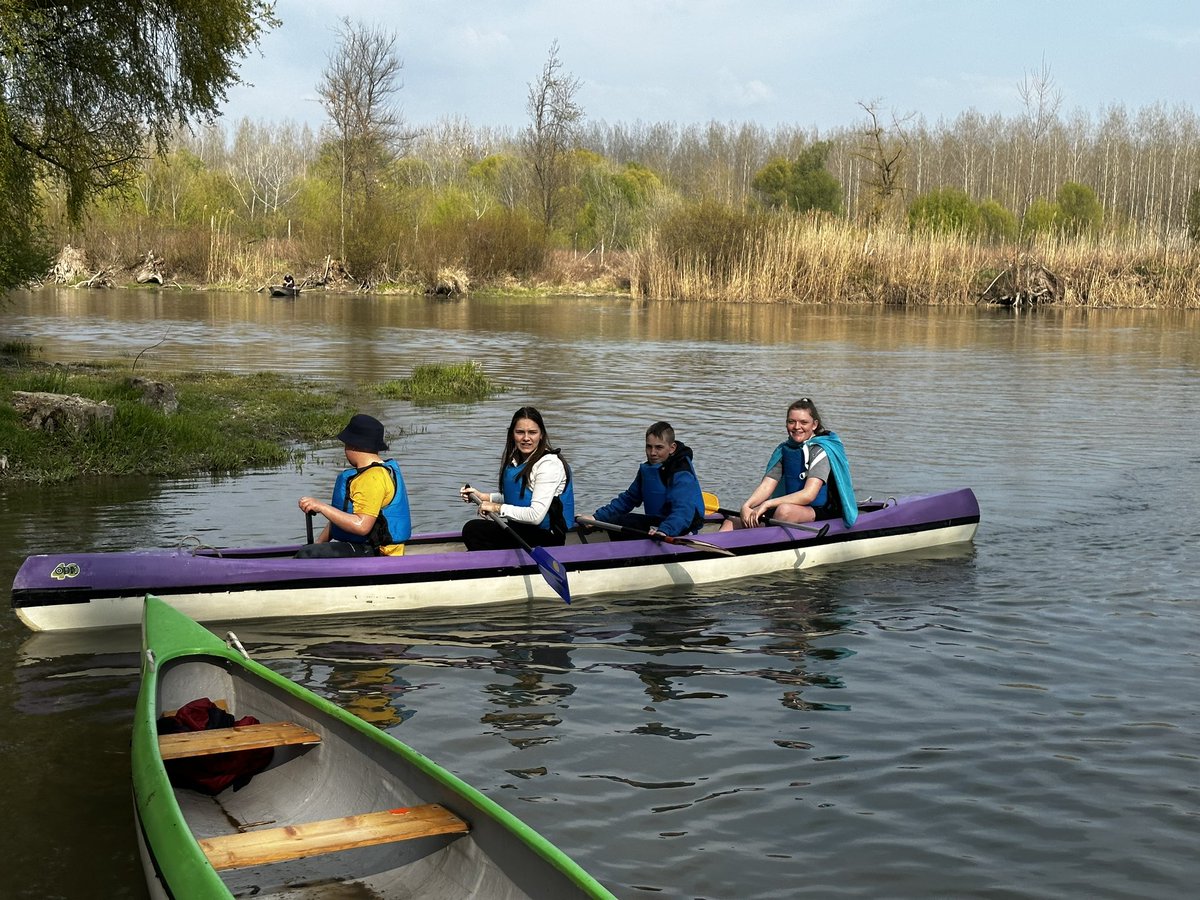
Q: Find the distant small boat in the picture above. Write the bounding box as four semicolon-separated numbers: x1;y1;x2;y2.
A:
132;595;617;899
269;285;299;298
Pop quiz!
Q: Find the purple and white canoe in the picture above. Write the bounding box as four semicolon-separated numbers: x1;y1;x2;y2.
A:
12;488;979;632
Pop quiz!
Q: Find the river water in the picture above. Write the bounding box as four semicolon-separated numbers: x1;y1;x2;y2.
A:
1;289;1198;898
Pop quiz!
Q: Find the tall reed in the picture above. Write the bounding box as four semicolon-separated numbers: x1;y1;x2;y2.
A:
631;215;1200;307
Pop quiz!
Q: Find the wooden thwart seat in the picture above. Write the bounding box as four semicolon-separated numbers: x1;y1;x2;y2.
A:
199;804;470;870
159;721;321;760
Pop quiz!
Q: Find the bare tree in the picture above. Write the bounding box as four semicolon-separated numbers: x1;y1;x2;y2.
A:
853;100;911;223
317;17;410;257
226;119;311;221
1017;58;1062;216
522;41;584;231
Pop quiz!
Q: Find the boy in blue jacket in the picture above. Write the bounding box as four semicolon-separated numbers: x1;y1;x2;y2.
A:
586;421;706;538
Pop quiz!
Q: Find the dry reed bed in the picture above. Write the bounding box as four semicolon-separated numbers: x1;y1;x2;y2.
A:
632;220;1200;308
76;213;1200;308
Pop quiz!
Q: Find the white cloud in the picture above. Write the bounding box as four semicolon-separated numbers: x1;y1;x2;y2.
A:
458;26;511;53
716;67;775;109
1141;26;1200;48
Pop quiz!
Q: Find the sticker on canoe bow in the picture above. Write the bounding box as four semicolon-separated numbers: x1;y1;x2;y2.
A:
50;562;81;581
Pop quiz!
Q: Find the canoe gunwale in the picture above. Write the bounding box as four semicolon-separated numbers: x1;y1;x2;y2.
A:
133;598;617;898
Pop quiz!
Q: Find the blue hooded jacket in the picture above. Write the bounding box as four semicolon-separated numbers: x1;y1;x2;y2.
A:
594;442;705;536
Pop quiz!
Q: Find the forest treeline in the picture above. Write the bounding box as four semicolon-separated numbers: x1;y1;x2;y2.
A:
36;40;1200;308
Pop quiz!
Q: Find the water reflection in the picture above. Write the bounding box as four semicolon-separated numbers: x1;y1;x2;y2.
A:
8;288;1200;376
4;291;1200;899
12;647;140;715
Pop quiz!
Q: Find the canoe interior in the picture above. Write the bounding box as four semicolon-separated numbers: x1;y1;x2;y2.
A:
141;648;610;898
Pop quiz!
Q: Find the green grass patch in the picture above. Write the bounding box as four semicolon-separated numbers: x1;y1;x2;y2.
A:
0;364;351;482
1;340;41;357
365;361;502;406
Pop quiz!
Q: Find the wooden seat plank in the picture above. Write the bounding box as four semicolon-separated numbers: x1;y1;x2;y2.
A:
159;721;320;760
199;804;469;870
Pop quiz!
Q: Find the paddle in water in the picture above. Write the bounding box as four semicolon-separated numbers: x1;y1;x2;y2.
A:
463;484;572;604
702;491;830;537
575;515;735;557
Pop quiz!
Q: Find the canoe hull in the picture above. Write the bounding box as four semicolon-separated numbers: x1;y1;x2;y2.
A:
14;489;980;632
133;596;615;898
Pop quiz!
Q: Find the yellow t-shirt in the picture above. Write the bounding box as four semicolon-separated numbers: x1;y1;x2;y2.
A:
349;466;405;556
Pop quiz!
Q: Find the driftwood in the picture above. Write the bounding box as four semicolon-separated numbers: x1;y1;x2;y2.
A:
135;251;166;285
317;256;356;289
978;256;1064;307
75;269;115;288
47;245;115;287
49;245;91;285
11;391;115;433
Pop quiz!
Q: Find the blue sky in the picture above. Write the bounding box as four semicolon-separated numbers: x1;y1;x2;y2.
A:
217;0;1200;134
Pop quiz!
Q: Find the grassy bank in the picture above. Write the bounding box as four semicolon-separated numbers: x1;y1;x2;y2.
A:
0;362;349;482
0;359;504;483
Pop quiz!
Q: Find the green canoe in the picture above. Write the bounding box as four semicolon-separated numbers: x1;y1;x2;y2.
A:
132;595;617;899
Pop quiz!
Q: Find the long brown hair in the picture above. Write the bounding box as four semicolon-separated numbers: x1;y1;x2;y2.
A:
498;406;559;491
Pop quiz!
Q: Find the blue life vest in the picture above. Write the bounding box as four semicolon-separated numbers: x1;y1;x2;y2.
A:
328;459;412;547
502;456;575;533
637;457;705;534
637;462;668;517
776;441;830;510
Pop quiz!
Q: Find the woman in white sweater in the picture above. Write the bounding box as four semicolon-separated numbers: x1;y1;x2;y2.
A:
459;406;575;551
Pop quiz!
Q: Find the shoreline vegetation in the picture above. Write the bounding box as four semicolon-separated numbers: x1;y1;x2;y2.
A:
22;93;1200;310
0;356;502;483
4;19;1198;309
36;219;1200;309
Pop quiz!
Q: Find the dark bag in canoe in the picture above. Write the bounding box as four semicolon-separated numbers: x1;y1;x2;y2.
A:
156;697;273;795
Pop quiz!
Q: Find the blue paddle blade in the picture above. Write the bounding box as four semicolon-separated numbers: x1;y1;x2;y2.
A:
530;546;572;604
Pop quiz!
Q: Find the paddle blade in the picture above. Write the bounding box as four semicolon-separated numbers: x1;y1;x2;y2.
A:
530;547;572;604
702;491;721;515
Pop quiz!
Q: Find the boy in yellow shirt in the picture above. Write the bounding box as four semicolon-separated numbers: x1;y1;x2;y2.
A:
297;414;411;558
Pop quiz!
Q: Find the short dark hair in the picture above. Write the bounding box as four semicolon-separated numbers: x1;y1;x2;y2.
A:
646;420;675;443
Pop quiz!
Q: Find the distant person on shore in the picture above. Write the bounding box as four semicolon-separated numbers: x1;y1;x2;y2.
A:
297;414;411;557
720;397;857;531
577;421;705;538
458;406;574;551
